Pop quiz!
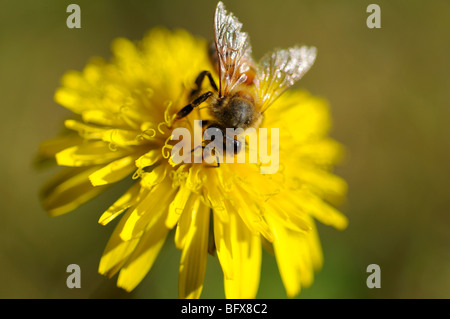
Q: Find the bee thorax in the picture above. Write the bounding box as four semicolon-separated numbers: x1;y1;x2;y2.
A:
212;95;256;128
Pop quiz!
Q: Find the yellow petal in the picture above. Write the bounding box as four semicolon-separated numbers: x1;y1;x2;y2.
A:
185;164;205;191
265;91;331;142
120;179;175;241
54;62;104;115
294;163;348;200
135;150;161;169
139;165;167;189
98;208;140;278
37;134;83;160
54;87;83;115
306;218;324;270
178;200;210;299
98;183;143;225
89;155;136;186
213;204;233;280
223;211;262;299
297;138;344;166
101;128;149;146
267;215;323;298
111;37;146;81
232;162;281;198
41;167;109;216
264;199;312;233
65;119;149;147
64;119;105;140
229;185;274;242
266;216;302;298
174;194;201;250
81;109;123;127
203;171;228;223
266;190;313;232
117;205;170;292
296;191;348;230
56;141;129;167
166;185;192;229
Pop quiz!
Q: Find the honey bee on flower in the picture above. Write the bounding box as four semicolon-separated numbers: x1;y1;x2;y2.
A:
171;1;316;167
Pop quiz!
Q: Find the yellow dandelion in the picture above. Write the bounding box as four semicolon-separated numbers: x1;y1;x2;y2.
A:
39;2;347;299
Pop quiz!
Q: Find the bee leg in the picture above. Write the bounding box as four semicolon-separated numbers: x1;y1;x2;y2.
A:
205;155;220;168
189;143;206;157
211;148;221;168
175;91;213;120
190;70;218;99
215;154;221;168
188;142;217;167
196;142;220;168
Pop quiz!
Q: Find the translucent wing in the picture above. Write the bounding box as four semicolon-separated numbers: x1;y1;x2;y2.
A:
255;45;317;113
214;1;255;97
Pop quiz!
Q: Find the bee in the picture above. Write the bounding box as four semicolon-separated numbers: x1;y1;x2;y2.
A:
175;1;317;158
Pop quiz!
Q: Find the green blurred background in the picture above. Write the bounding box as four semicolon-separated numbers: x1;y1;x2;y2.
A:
0;0;449;298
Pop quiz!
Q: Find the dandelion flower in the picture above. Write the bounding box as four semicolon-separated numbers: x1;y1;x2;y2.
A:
39;4;347;299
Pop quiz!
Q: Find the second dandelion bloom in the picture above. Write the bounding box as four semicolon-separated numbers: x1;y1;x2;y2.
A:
39;2;347;298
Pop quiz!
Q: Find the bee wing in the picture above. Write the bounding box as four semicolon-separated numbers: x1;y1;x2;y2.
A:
214;1;255;97
255;45;317;113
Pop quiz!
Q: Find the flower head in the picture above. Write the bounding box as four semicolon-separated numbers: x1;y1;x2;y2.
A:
39;23;347;298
